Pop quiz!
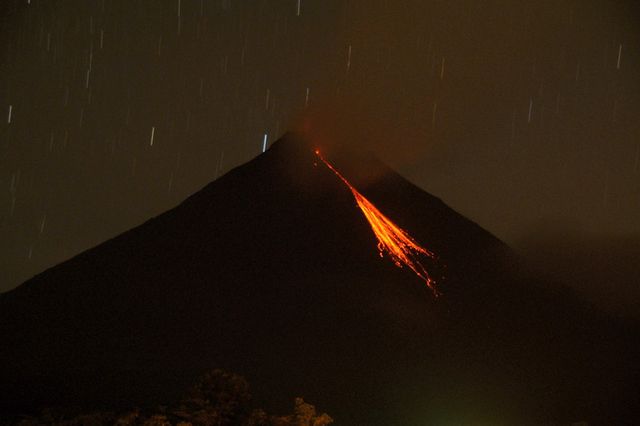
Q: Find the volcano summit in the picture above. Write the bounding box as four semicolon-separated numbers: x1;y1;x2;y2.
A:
0;133;638;424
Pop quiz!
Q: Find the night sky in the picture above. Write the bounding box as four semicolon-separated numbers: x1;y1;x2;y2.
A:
1;0;639;296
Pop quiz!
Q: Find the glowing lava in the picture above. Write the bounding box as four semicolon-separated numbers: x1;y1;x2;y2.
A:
315;150;440;295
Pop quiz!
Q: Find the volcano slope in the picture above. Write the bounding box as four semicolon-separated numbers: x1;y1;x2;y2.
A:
0;133;638;425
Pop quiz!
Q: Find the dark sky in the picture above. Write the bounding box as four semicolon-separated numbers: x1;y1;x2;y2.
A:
1;0;639;295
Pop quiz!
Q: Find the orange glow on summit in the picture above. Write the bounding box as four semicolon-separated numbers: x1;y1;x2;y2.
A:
315;149;440;295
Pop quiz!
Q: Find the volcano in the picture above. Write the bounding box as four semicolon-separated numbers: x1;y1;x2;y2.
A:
0;133;638;424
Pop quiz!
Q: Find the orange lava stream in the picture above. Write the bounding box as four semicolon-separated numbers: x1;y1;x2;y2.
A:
315;150;440;295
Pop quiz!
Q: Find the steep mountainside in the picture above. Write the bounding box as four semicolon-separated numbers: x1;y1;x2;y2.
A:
1;133;637;424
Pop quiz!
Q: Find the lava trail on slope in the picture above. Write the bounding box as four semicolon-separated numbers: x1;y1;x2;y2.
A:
315;149;440;295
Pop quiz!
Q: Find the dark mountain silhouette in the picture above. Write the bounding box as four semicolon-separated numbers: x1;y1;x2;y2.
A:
1;133;638;424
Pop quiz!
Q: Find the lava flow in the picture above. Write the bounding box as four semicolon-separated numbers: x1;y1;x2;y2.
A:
315;150;440;295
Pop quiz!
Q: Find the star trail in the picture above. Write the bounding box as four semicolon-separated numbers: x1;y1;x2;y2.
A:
1;0;639;292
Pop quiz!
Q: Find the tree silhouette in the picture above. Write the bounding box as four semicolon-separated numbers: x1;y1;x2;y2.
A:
269;398;333;426
12;370;332;426
173;369;252;425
